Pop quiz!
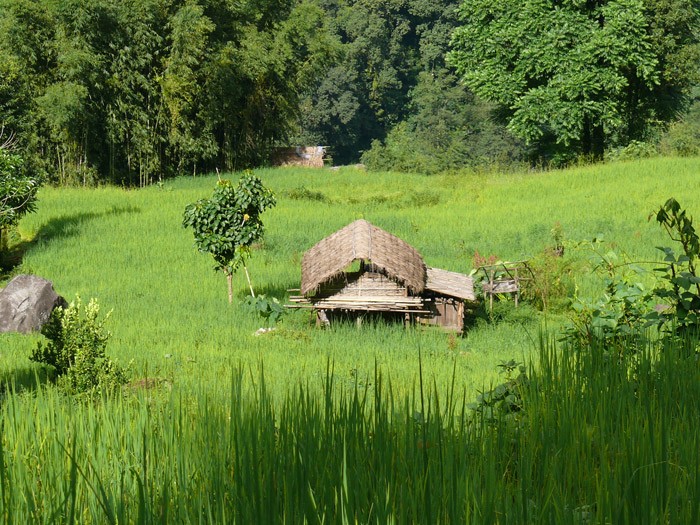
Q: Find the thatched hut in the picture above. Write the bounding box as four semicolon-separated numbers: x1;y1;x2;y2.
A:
288;220;476;331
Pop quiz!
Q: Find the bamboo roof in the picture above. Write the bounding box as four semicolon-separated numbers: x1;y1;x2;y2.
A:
425;267;476;301
301;220;426;296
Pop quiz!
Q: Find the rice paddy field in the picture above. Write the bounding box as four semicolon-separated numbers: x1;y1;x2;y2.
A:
1;157;700;523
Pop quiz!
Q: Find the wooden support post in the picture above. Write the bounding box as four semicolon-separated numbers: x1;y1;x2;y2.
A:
316;309;330;327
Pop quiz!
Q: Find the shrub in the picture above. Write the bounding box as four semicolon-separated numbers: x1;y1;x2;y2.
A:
30;296;128;395
563;199;700;354
520;248;573;312
658;96;700;157
242;294;285;326
286;185;327;202
470;360;527;425
605;140;658;161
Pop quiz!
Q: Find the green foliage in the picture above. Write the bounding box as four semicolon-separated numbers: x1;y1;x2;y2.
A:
605;140;659;161
0;0;335;185
0;149;39;251
362;70;525;173
4;332;700;522
161;1;216;175
659;90;700;156
521;254;573;313
2;160;700;521
242;294;285;325
565;199;700;352
297;0;464;164
286;185;328;202
0;150;35;227
183;172;276;301
0;52;31;147
648;197;700;333
470;359;527;424
565;245;655;352
517;223;572;312
449;0;700;161
30;296;127;395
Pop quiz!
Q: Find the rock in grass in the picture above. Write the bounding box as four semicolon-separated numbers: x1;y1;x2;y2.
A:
0;275;67;333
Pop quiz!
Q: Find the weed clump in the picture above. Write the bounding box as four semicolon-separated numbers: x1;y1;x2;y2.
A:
287;185;328;202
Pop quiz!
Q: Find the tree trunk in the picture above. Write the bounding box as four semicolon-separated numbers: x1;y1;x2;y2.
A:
226;271;233;304
591;123;605;160
582;116;605;160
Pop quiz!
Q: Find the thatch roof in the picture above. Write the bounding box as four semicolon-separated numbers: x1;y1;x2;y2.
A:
426;267;476;301
301;220;426;295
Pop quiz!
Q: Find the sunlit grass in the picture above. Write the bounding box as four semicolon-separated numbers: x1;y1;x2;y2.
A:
0;157;695;402
0;157;699;521
8;157;698;395
0;334;697;523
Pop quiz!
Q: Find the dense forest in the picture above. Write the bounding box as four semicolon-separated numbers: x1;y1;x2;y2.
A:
1;0;699;185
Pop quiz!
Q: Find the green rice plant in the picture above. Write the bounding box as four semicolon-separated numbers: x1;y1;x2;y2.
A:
0;159;699;522
1;158;698;402
0;327;698;523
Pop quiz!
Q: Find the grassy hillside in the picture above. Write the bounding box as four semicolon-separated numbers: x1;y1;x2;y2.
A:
2;157;699;398
0;158;699;523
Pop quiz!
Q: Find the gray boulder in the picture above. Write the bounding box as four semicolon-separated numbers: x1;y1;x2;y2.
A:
0;275;68;333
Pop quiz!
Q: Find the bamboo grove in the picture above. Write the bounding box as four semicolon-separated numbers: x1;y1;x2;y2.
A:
0;0;337;186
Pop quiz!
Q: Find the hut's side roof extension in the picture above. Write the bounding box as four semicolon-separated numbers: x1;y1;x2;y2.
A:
301;220;426;295
425;267;476;301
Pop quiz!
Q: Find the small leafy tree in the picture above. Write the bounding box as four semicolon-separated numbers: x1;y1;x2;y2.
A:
470;360;527;426
183;171;276;303
0;148;40;252
564;244;654;355
30;296;128;395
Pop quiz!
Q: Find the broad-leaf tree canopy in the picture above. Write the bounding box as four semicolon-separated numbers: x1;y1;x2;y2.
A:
2;0;699;177
448;0;700;160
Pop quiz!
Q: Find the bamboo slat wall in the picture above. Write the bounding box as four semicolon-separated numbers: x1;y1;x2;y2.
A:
287;295;428;313
312;271;408;299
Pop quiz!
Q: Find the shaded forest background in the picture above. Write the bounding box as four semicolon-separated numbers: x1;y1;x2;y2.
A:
1;0;700;185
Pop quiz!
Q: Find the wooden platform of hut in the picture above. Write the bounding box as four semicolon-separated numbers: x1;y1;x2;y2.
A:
287;220;476;331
